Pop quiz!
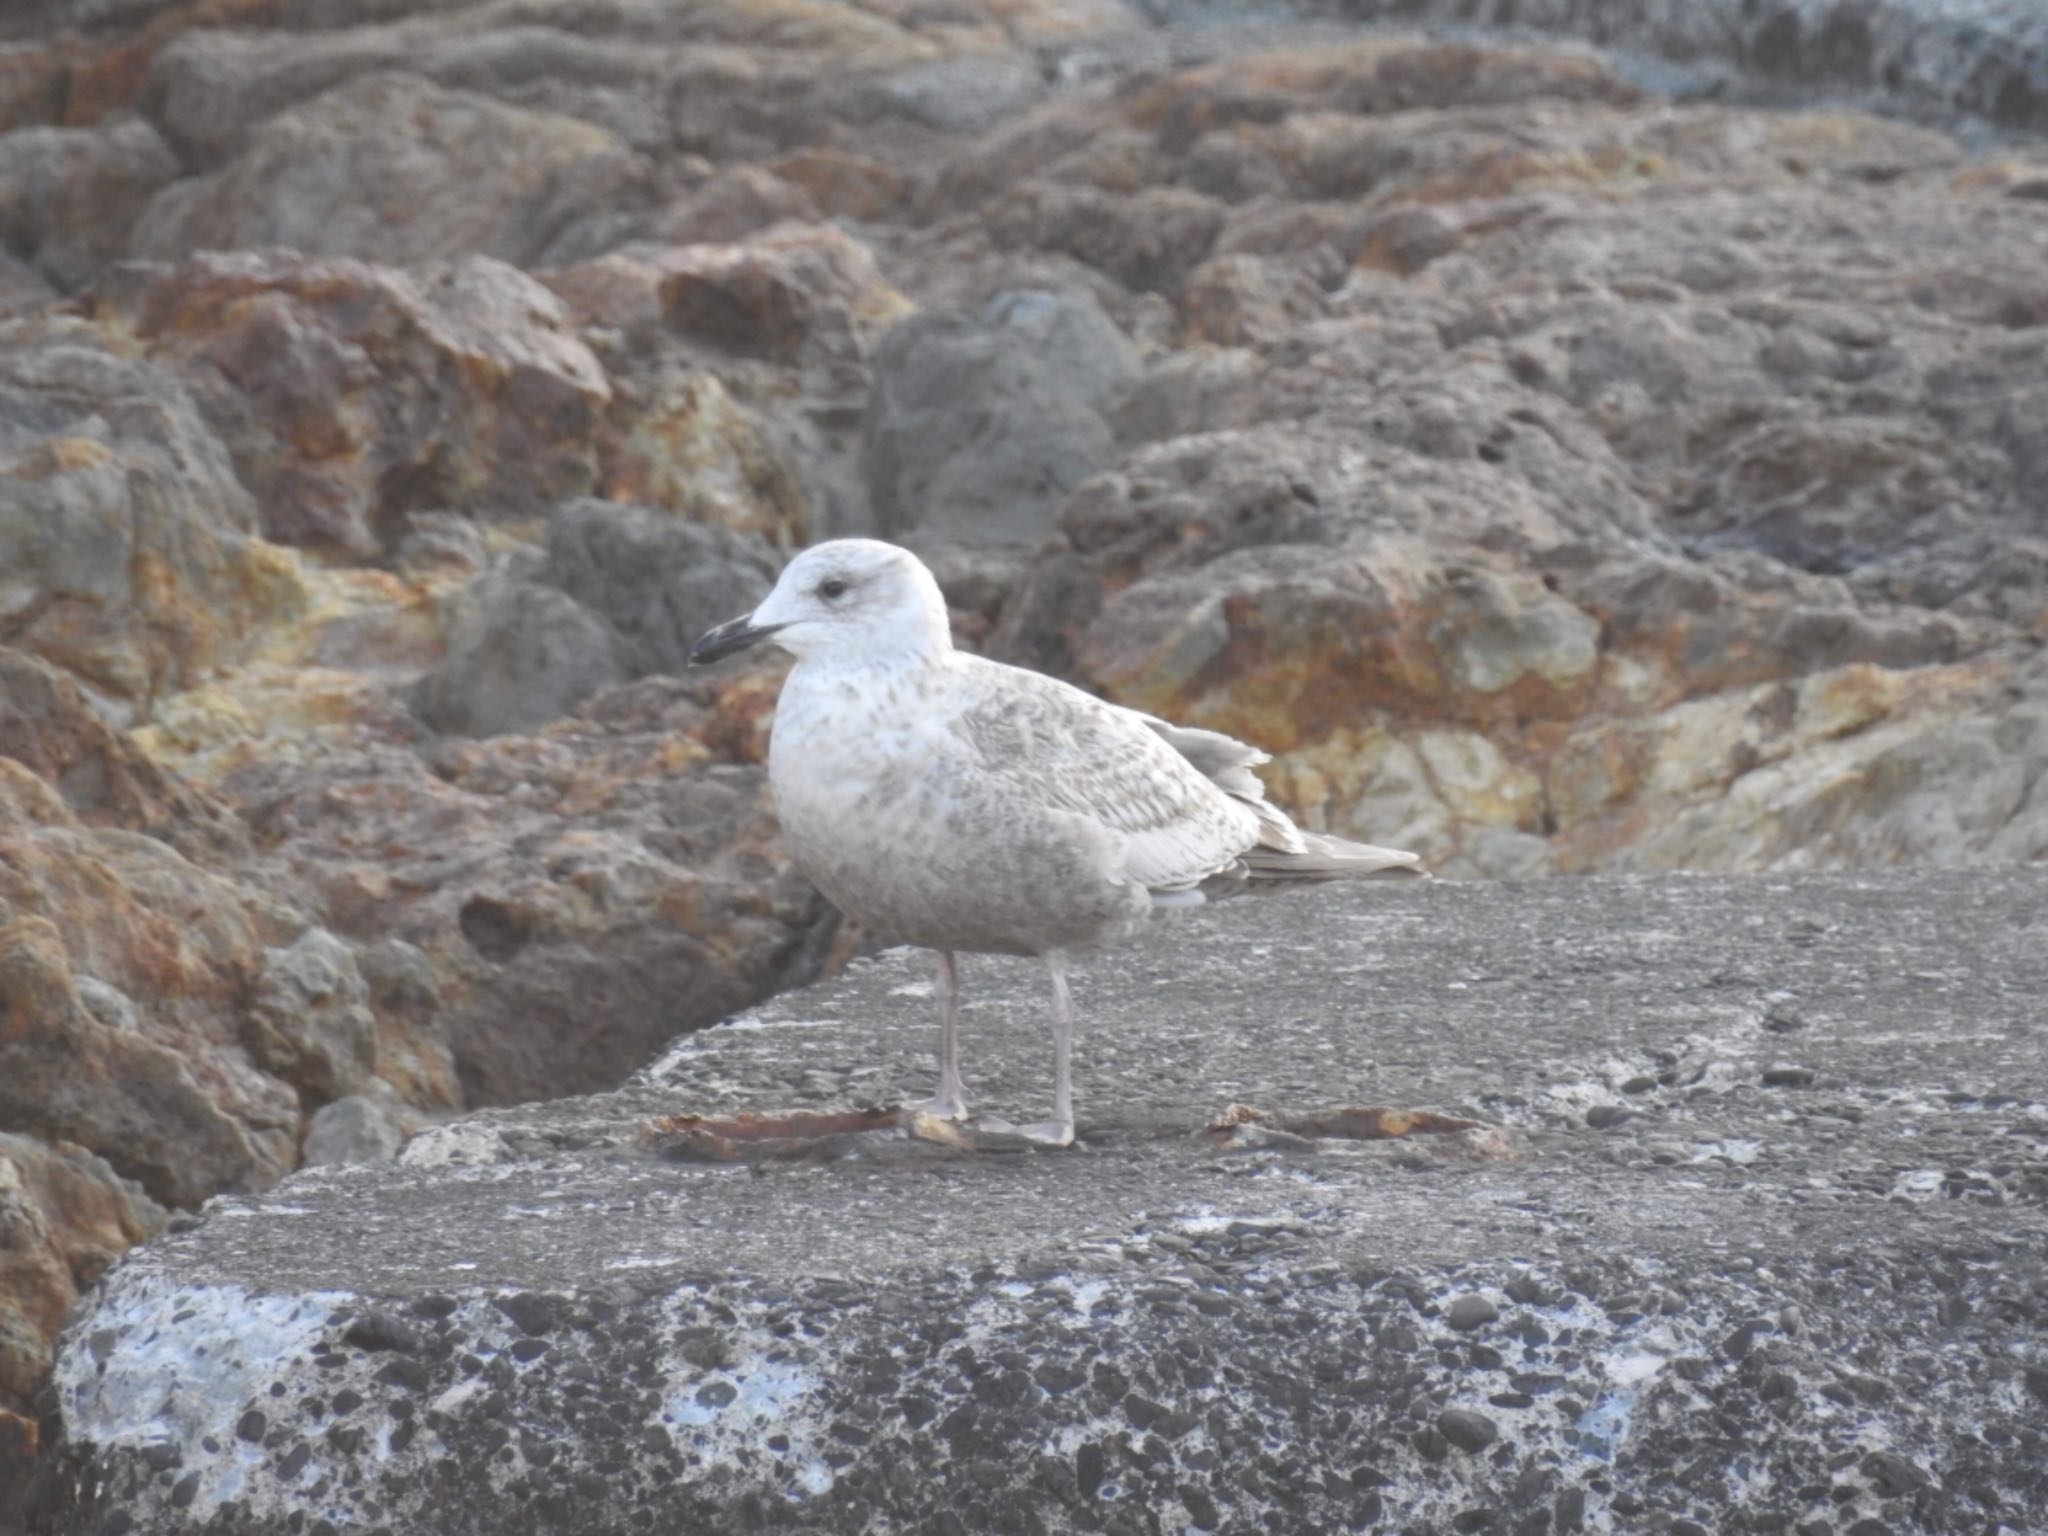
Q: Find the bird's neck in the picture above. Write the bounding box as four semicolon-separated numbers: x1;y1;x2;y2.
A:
791;630;953;680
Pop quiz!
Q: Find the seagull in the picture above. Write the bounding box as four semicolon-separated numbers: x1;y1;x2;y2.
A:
689;539;1423;1146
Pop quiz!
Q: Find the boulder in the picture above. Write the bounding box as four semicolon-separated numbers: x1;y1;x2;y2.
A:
0;316;302;713
0;647;246;862
25;870;2048;1534
406;552;628;740
0;1134;161;1524
217;678;840;1108
863;288;1139;547
0;117;177;289
300;1091;418;1167
132;70;652;269
408;501;780;737
544;225;910;539
543;500;780;678
96;249;613;557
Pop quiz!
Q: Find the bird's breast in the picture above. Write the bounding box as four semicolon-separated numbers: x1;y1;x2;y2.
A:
768;671;949;869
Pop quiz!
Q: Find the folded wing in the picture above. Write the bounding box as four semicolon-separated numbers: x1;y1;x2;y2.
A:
952;657;1422;897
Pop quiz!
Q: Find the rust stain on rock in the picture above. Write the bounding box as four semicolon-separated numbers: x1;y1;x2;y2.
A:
644;1107;901;1164
1205;1103;1514;1160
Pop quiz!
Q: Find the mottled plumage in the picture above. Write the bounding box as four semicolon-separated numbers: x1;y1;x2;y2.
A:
690;538;1422;1144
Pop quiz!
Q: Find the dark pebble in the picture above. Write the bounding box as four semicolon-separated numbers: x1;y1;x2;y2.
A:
1555;1486;1586;1531
1447;1294;1500;1331
1075;1441;1105;1499
1436;1408;1499;1453
374;1358;431;1393
1862;1451;1930;1497
695;1380;738;1409
140;1443;182;1474
343;1312;421;1355
1586;1105;1633;1129
234;1410;267;1443
1763;1066;1816;1088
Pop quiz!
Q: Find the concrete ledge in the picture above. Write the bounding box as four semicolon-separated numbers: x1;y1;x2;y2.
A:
28;871;2048;1535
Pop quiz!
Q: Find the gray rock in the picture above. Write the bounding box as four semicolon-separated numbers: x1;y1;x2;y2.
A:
1276;0;2048;134
245;929;377;1101
1435;1407;1499;1453
302;1093;411;1167
145;19;678;167
0;118;178;290
1445;1292;1499;1331
69;975;140;1035
868;53;1046;135
0;249;54;314
29;870;2048;1535
408;501;781;736
863;288;1138;547
407;552;627;739
543;499;780;677
389;512;489;577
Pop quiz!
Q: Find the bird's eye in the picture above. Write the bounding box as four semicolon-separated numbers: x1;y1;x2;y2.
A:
817;577;849;600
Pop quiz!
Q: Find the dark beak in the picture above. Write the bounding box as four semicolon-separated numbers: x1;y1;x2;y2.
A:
688;615;784;666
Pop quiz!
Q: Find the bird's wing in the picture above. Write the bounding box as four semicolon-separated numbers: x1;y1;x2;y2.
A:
949;657;1262;893
1132;712;1422;879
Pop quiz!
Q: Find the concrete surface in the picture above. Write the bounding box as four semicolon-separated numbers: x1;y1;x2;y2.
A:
26;870;2048;1535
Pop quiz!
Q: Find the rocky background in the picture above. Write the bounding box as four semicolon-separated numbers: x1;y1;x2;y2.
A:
0;0;2045;1516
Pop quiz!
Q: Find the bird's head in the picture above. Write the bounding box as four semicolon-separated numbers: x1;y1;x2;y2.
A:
688;539;952;668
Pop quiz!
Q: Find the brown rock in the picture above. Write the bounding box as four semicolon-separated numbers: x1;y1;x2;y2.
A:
988;182;1226;294
0;10;2044;1505
0;902;286;1210
0;650;451;1201
56;0;281;129
98;249;613;556
0;42;68;133
768;147;908;221
597;370;813;542
0;1132;162;1496
220;679;840;1106
649;164;819;246
132;70;652;268
651;224;913;368
0;647;246;861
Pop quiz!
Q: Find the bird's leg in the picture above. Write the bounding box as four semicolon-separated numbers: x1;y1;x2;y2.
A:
992;952;1076;1148
911;949;969;1120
